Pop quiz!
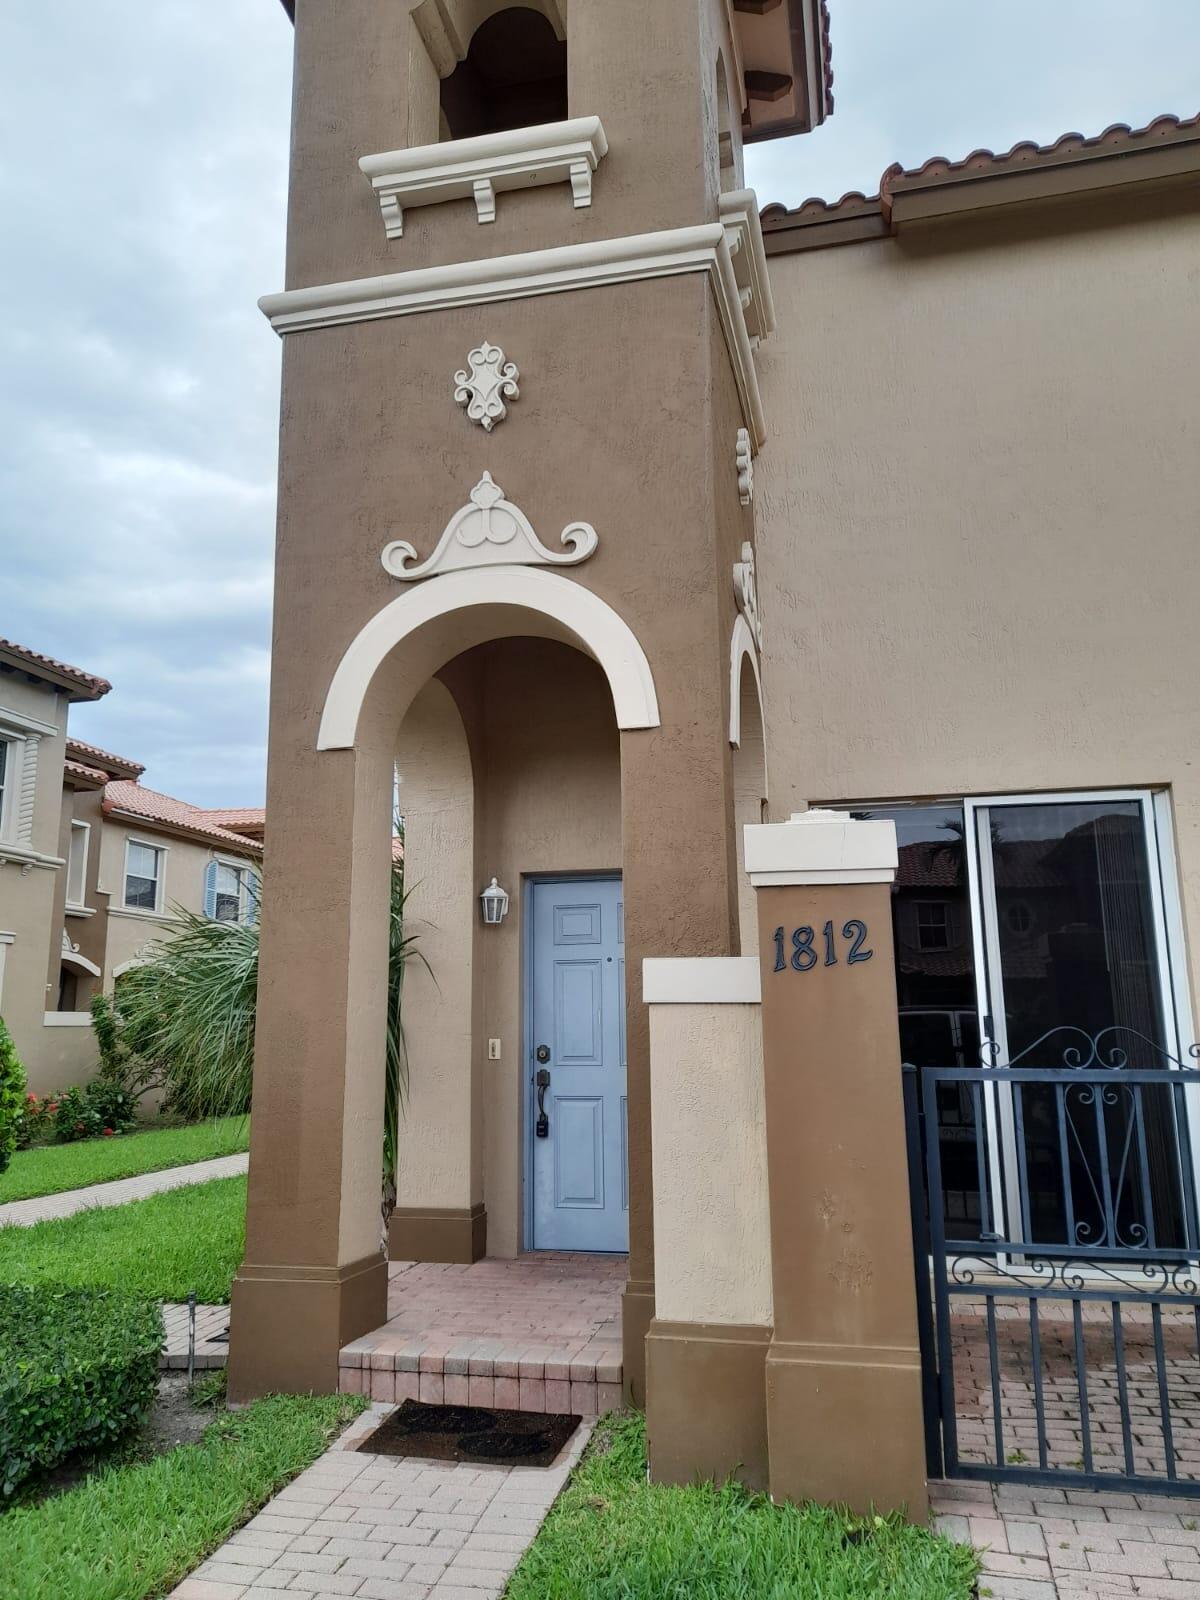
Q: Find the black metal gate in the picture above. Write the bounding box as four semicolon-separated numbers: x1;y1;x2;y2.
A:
903;1030;1200;1495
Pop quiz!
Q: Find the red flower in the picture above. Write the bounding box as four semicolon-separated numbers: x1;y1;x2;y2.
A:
102;1127;115;1137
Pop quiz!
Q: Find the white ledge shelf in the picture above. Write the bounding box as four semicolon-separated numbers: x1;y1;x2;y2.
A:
359;117;609;240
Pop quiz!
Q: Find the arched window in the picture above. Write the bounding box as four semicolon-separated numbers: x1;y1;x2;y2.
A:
441;7;567;142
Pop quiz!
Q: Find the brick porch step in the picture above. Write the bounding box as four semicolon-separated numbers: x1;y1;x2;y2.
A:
338;1254;625;1417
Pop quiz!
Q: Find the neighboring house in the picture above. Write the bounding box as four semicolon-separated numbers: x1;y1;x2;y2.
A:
99;782;263;987
0;637;262;1092
0;639;112;1092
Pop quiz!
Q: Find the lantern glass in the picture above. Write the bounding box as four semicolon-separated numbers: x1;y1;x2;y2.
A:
480;877;510;925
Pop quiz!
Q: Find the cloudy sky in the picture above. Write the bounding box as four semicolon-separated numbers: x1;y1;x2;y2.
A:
2;3;1197;807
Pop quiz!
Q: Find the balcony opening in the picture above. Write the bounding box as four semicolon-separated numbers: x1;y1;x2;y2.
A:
440;7;568;142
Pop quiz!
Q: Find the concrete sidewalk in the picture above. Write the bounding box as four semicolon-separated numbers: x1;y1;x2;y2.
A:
0;1151;248;1228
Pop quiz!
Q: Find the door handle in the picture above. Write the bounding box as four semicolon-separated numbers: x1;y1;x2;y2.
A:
535;1067;550;1139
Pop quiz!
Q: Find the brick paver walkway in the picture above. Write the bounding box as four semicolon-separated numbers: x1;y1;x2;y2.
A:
0;1152;248;1227
172;1400;590;1600
341;1255;625;1418
162;1301;231;1370
951;1299;1200;1484
932;1476;1200;1598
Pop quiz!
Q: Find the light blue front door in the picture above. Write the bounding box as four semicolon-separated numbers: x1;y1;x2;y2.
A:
529;877;628;1252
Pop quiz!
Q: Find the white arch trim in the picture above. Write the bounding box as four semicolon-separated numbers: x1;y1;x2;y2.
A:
729;612;764;750
112;956;149;979
318;565;661;751
61;949;102;978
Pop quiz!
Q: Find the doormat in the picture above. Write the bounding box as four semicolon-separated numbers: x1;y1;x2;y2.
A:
356;1399;580;1468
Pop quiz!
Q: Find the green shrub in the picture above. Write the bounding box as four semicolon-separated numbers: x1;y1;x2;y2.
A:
0;1285;162;1497
13;1091;53;1150
0;1016;26;1177
49;1081;138;1143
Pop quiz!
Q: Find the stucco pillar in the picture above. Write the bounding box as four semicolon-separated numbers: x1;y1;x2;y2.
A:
620;722;740;1404
228;733;393;1401
745;810;929;1520
642;956;771;1490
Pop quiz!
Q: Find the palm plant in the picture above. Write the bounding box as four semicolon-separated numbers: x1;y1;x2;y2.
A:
114;909;259;1120
110;835;423;1212
383;838;430;1225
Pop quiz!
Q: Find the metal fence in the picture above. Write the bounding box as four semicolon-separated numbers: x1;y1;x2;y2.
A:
904;1029;1200;1495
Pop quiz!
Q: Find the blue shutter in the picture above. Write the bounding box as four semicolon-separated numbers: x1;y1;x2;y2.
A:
203;859;219;920
246;869;261;923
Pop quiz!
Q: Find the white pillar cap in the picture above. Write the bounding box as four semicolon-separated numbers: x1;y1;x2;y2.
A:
743;809;898;888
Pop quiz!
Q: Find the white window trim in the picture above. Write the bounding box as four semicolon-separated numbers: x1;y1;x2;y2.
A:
123;836;168;915
0;730;21;843
66;819;91;909
210;855;258;925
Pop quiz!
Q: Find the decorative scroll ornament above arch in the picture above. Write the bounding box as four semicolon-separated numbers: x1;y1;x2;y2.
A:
381;473;598;582
733;539;762;649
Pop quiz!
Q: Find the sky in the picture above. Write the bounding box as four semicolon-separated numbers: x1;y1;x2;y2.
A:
1;2;1197;808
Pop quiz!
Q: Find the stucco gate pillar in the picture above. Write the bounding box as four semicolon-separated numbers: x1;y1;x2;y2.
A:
744;810;929;1520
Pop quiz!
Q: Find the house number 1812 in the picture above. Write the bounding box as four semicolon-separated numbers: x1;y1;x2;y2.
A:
773;921;873;973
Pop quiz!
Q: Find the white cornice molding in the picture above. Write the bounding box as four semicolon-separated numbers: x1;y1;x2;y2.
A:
718;189;776;344
744;810;899;887
0;705;60;738
260;224;767;449
360;117;609;238
643;956;762;1005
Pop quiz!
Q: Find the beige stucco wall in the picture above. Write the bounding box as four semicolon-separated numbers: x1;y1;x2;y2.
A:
648;998;772;1326
395;678;477;1213
756;192;1200;1023
98;821;259;985
395;638;622;1257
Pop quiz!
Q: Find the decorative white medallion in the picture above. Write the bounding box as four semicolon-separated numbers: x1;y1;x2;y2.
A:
454;342;520;432
735;427;754;506
382;473;598;582
733;540;762;648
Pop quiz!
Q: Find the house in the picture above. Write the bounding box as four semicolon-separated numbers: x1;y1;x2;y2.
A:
228;0;1200;1519
0;637;262;1093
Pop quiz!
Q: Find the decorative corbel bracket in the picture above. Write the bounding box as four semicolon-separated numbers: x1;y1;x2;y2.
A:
382;473;598;582
736;427;755;506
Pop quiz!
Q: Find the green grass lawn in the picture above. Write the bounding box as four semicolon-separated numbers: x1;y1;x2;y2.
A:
505;1413;978;1600
0;1391;366;1600
0;1175;246;1303
0;1117;249;1205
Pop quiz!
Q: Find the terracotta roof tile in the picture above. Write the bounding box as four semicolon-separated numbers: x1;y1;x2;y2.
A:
762;111;1200;246
103;781;263;854
66;738;145;780
196;807;265;832
64;759;109;787
881;111;1200;196
0;637;111;700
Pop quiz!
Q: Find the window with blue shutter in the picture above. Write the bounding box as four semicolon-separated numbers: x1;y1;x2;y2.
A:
203;859;220;920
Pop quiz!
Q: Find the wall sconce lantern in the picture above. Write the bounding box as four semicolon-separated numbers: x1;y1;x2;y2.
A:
480;877;510;926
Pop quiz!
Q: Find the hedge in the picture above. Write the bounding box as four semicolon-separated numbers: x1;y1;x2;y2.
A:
0;1015;25;1177
0;1285;163;1497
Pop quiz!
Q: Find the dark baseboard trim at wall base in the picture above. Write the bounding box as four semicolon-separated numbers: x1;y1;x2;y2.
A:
645;1318;771;1490
389;1203;487;1264
227;1250;388;1402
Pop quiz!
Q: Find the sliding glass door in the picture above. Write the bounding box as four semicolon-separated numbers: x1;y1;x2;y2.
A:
967;792;1194;1251
845;791;1197;1251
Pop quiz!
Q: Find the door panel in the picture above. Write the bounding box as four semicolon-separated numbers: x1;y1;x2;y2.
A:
530;876;628;1251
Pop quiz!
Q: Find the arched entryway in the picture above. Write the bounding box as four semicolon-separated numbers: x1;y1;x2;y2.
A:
228;565;735;1408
